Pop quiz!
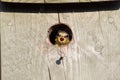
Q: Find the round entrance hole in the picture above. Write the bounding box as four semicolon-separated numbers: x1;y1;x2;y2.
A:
48;23;73;46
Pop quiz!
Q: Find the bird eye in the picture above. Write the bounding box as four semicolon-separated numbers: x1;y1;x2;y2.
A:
56;34;60;37
65;35;69;38
58;35;61;37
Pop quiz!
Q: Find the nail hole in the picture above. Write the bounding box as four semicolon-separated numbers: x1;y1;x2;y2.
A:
56;57;63;65
48;23;73;46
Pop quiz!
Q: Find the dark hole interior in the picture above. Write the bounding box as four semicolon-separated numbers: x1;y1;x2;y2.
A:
48;23;73;45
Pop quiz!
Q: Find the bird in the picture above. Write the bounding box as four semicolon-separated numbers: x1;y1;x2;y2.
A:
55;30;70;46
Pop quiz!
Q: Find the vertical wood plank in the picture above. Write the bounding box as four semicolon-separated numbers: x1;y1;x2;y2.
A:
59;8;120;80
1;12;17;80
1;11;66;80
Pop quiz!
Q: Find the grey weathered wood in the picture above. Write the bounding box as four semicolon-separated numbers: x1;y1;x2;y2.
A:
1;2;120;80
1;0;119;3
59;9;120;80
1;12;63;80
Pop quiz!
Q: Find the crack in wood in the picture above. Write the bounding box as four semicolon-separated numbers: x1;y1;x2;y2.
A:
48;67;51;80
62;59;67;80
44;0;46;3
58;12;61;23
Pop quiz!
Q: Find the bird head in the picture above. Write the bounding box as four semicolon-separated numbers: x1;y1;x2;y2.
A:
55;30;70;46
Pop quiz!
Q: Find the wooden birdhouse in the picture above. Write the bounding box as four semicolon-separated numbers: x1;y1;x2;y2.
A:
1;0;120;80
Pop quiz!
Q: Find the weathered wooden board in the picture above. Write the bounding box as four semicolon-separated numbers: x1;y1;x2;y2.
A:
59;10;120;80
1;2;120;80
1;0;119;3
1;12;63;80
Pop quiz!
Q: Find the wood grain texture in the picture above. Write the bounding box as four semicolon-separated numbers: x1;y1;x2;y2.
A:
1;12;63;80
1;3;120;80
59;9;120;80
1;0;119;3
